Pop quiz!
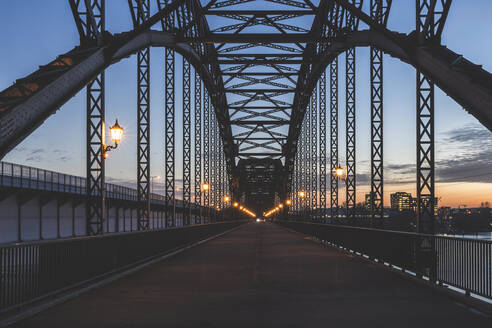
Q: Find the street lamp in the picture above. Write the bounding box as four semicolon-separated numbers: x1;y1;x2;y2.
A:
285;199;292;206
298;190;306;198
335;166;345;179
224;195;231;203
201;183;210;191
104;119;124;157
233;202;239;207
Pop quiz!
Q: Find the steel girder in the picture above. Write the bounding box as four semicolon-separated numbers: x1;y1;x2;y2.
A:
369;0;391;225
194;71;202;223
4;27;492;164
345;47;356;221
5;0;492;217
203;91;211;222
310;84;318;216
164;46;175;227
70;0;107;235
183;58;192;225
318;70;327;214
69;0;105;45
132;0;151;231
330;59;339;219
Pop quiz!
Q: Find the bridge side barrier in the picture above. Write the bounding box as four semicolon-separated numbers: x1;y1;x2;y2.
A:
277;221;491;301
0;221;245;312
0;160;212;209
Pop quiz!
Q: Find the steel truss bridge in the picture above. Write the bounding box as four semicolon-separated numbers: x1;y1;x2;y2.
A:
1;0;492;233
1;1;492;323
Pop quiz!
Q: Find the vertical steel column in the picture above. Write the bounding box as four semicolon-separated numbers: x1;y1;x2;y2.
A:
416;0;439;281
194;72;202;224
85;0;105;235
306;102;311;218
330;59;339;219
299;117;304;216
416;0;436;235
182;58;191;226
164;7;175;227
214;119;219;221
346;48;356;221
370;0;385;225
311;83;318;218
294;152;298;214
211;117;217;222
416;72;435;234
203;92;210;223
218;137;223;220
319;70;327;216
303;116;308;217
298;122;303;217
136;0;150;231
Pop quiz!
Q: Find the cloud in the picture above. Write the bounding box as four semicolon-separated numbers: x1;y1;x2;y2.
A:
443;124;492;145
25;155;42;162
30;148;44;155
435;124;492;183
379;124;492;184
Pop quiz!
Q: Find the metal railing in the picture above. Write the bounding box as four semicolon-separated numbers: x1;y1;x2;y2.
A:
0;161;196;208
0;221;245;312
278;221;492;300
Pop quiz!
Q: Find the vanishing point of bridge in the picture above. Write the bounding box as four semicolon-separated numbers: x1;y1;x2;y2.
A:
0;0;491;326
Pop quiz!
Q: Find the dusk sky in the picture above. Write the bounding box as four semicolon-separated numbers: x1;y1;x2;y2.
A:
1;1;492;207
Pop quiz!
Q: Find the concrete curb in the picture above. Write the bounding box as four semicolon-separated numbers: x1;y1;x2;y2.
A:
0;223;246;327
276;223;492;318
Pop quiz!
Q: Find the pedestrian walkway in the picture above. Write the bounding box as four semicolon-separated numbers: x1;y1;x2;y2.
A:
12;223;491;327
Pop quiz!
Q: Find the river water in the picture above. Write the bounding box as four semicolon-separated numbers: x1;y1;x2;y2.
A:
440;232;492;240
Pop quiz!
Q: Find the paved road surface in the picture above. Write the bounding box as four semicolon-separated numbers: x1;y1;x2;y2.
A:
13;223;491;327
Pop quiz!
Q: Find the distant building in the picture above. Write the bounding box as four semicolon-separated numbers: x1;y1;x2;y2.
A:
364;192;377;210
411;196;439;215
390;192;412;211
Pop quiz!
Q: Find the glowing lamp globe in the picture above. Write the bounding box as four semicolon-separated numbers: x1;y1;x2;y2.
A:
109;119;123;144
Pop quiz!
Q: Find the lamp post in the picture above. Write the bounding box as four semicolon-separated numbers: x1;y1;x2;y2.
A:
97;119;123;232
298;190;306;220
104;119;123;157
201;183;210;222
333;165;345;222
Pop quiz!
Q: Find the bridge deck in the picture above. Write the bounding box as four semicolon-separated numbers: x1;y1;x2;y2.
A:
13;223;491;327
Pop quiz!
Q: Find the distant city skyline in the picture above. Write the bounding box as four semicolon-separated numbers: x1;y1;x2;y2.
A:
1;1;491;208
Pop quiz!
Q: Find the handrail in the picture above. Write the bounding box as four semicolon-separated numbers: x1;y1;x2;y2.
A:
278;220;492;301
0;221;219;249
0;161;200;207
0;221;246;312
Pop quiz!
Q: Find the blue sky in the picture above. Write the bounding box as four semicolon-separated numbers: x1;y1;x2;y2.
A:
1;1;491;207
